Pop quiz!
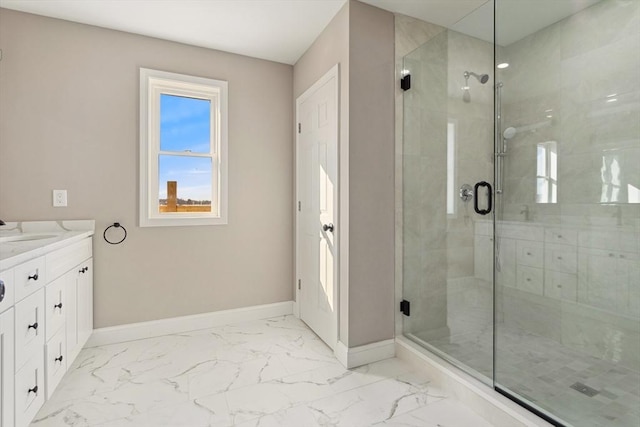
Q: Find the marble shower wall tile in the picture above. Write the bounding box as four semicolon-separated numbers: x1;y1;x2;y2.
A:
501;0;640;220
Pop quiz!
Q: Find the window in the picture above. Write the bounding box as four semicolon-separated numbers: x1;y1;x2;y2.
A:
446;121;457;215
140;68;228;227
536;141;557;203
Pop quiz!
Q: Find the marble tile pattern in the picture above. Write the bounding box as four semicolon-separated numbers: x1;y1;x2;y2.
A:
30;316;494;427
497;0;640;226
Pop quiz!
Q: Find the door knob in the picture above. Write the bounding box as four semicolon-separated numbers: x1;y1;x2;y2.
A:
322;223;334;233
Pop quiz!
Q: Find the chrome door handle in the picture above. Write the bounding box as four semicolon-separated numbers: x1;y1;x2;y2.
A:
322;223;334;233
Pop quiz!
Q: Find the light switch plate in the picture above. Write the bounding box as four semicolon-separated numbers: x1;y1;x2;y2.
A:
53;189;67;207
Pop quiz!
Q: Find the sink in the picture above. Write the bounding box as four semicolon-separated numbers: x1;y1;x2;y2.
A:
0;234;59;243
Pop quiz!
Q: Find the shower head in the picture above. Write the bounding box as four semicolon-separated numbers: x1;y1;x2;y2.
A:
464;71;489;84
503;127;517;139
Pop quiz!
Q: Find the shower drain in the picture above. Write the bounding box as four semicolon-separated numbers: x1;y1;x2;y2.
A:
570;382;600;397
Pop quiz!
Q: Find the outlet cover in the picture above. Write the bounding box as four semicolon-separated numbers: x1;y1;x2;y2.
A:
53;189;67;207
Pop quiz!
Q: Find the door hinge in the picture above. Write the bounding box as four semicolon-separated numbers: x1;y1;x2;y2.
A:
298;279;301;290
400;300;410;316
298;123;301;133
400;74;411;91
298;201;301;211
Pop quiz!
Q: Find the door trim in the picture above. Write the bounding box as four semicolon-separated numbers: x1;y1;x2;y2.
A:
294;64;340;349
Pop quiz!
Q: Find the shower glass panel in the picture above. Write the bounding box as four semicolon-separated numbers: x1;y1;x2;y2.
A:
402;26;495;383
494;0;640;425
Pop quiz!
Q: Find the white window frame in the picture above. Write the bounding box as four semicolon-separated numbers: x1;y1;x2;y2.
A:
139;68;228;227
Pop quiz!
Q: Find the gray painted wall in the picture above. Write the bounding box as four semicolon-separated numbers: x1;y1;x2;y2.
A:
348;0;395;347
0;9;294;328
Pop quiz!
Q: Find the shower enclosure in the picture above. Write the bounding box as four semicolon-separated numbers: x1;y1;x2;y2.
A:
399;1;639;426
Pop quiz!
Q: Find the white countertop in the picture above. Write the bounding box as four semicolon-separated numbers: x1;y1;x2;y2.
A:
0;220;95;271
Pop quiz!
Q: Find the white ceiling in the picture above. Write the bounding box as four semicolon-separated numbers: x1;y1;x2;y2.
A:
0;0;347;65
0;0;602;64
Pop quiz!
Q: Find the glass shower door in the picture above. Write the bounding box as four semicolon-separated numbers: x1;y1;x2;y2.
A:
402;27;495;383
494;1;640;425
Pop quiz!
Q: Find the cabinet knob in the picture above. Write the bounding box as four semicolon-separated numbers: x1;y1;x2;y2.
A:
54;302;63;310
55;355;64;363
0;279;5;302
28;322;38;331
28;273;39;281
28;385;38;395
557;256;563;260
526;252;532;256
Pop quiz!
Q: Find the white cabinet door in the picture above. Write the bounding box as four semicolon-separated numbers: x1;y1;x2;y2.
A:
14;290;45;372
66;268;78;361
67;258;93;361
0;308;14;427
45;326;67;399
77;258;93;350
45;271;71;342
15;351;45;427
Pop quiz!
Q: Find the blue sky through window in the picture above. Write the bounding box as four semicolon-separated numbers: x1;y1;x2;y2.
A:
159;94;212;202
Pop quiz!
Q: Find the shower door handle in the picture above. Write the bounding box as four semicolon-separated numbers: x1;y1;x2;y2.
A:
474;181;492;215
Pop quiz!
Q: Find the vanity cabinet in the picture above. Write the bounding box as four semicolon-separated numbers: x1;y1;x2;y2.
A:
0;235;93;427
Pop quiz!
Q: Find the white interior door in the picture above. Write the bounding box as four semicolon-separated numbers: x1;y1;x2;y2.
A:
296;65;339;349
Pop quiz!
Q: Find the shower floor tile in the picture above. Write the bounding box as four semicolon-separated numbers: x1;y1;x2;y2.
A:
411;321;640;427
30;315;494;427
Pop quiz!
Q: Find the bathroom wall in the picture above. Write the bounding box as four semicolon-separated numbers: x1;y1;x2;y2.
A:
347;0;395;348
0;9;294;328
294;0;395;348
498;0;640;226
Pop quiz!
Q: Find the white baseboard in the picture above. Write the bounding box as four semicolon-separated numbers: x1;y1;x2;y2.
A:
86;301;294;348
334;339;396;369
396;336;553;427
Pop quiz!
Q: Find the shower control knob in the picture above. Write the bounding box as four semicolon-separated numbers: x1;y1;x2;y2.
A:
322;223;334;233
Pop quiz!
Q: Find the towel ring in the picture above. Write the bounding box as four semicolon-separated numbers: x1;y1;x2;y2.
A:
103;222;127;245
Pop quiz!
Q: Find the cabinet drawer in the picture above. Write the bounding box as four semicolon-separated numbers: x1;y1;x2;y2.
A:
15;351;45;427
14;256;46;302
517;265;544;295
46;271;70;341
46;326;67;399
545;243;577;273
0;267;15;313
46;238;92;282
517;241;544;268
15;289;45;372
544;271;577;301
545;228;578;246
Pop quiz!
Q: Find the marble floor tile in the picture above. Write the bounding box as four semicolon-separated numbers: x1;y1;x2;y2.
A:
31;315;493;427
